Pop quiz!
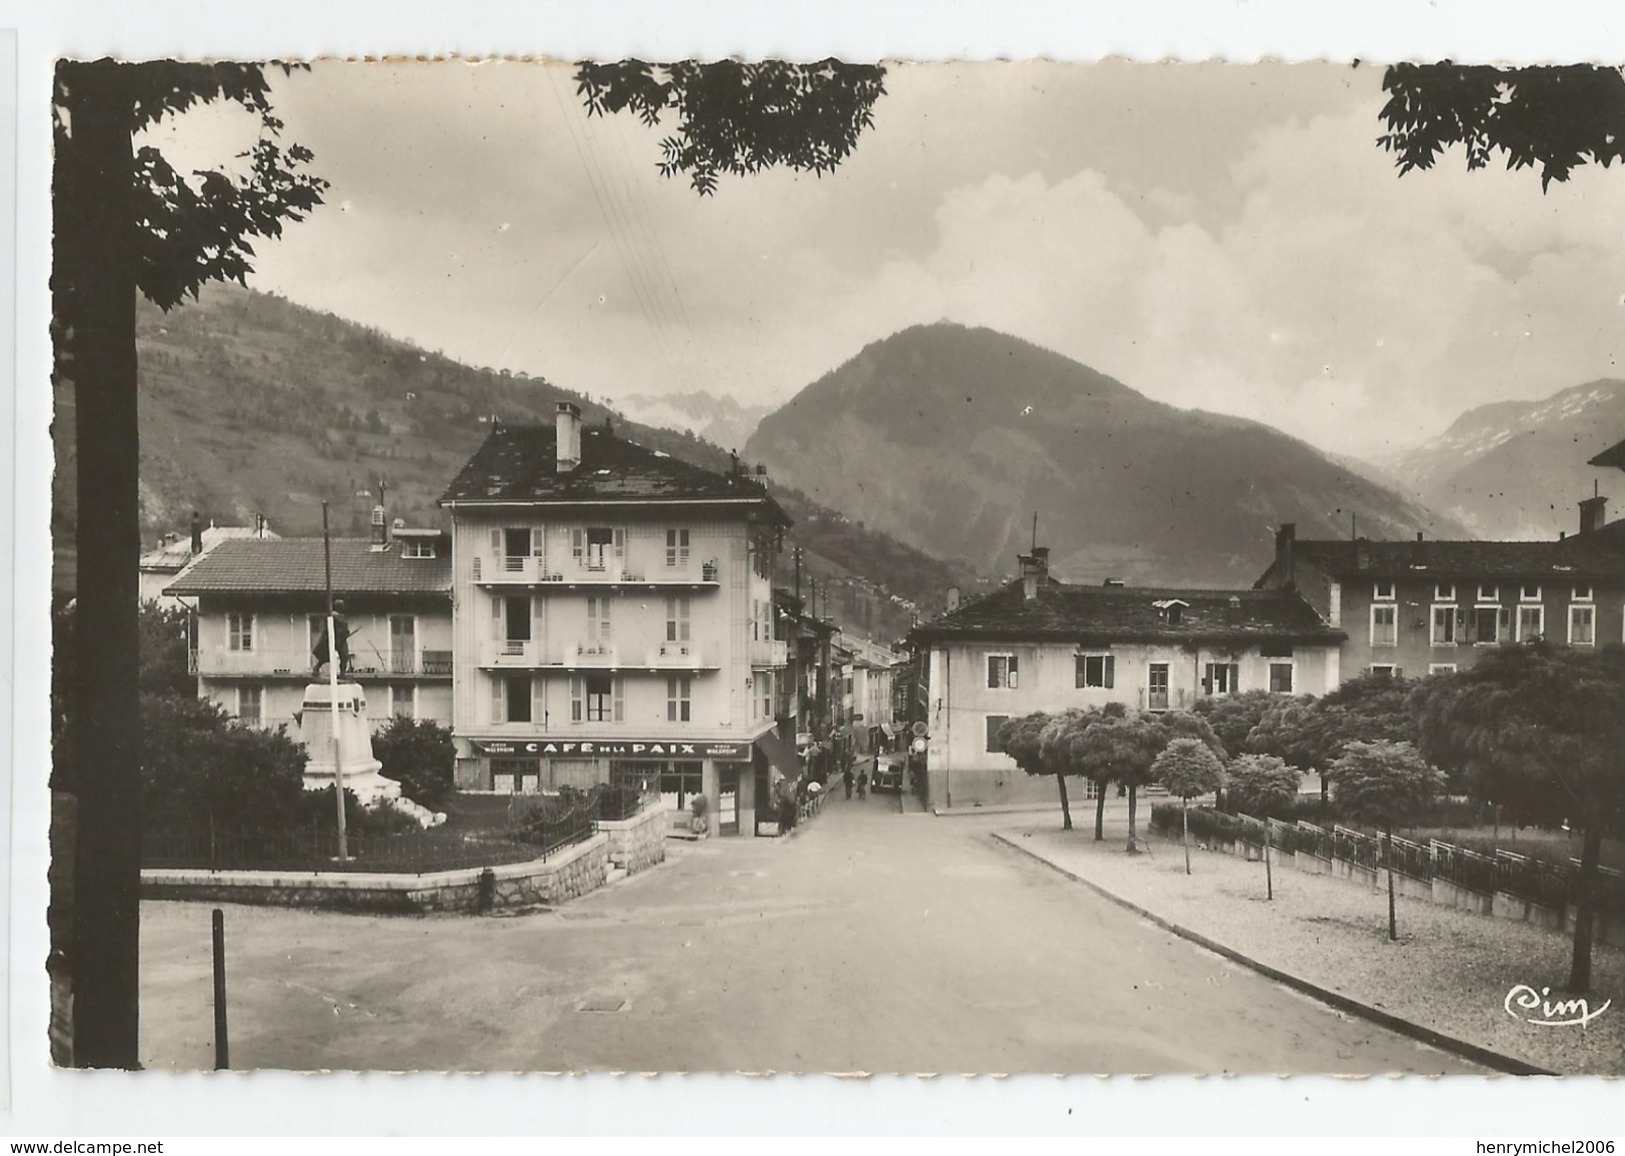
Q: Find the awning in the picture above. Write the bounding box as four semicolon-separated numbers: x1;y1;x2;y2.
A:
755;728;803;781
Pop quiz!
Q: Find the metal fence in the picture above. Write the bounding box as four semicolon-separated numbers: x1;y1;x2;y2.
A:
142;825;561;874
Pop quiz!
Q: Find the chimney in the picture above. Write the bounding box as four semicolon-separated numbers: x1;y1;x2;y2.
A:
556;401;582;472
1416;531;1424;542
1579;493;1608;535
1274;523;1296;583
370;504;388;550
190;511;203;556
1227;595;1242;625
946;586;961;613
1017;551;1046;601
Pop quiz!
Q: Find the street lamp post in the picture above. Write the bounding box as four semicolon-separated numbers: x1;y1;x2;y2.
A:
322;502;349;861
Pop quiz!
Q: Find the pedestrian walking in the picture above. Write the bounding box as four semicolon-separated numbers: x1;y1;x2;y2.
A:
857;769;869;800
843;766;854;800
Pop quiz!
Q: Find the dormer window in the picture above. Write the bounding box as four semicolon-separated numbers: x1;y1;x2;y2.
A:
1153;598;1189;626
402;539;437;559
1167;605;1183;625
1373;580;1395;601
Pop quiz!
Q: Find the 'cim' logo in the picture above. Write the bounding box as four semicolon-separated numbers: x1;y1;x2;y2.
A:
1504;984;1612;1028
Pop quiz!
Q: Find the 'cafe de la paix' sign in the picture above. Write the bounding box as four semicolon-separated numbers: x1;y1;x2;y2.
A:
471;737;753;761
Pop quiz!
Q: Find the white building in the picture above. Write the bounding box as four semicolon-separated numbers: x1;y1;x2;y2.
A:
439;403;797;836
139;515;277;608
910;547;1346;809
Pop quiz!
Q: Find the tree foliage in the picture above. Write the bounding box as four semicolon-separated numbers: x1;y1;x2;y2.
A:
1153;737;1226;800
1192;689;1274;759
1226;754;1302;819
137;601;194;698
372;716;457;810
1379;63;1625;192
1330;740;1445;833
140;693;309;835
576;60;887;195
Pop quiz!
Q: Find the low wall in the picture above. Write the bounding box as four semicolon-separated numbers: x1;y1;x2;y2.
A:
142;833;610;915
598;800;667;876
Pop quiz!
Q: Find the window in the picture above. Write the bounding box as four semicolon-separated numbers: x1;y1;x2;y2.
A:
1572;585;1594;602
665;596;691;644
1166;605;1183;625
1370;604;1397;647
1477;584;1500;602
1434;583;1455;601
1516;604;1544;642
986;714;1009;753
490;757;542;795
494;674;532;724
987;654;1019;689
402;538;437;559
586;596;612;644
665;528;690;568
575;526;622;570
760;670;773;721
1368;665;1397;678
227;612;254;652
502;527;532;574
389;683;416;720
236;684;263;723
666;676;691;723
584;674;621;722
1075;654;1115;689
1570;605;1596;646
1519;584;1542;602
1430;604;1458;646
658;761;705;809
1428;664;1458;675
1147;664;1170;710
1269;663;1294;694
1373;580;1395;601
1473;605;1507;645
1204;663;1240;695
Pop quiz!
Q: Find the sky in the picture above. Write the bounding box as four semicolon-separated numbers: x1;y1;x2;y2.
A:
149;59;1625;460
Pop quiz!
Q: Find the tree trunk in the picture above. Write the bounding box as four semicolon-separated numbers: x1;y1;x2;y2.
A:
1264;814;1274;900
1181;795;1190;875
1094;782;1106;842
1056;774;1072;831
1385;826;1397;942
1126;783;1140;854
1568;823;1602;993
57;62;143;1069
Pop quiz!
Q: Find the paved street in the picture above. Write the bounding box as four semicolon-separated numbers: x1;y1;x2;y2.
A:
140;792;1482;1073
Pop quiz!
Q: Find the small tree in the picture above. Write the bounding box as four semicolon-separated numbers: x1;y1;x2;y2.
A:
1331;740;1445;941
1227;754;1303;899
998;712;1069;828
1074;710;1169;853
1153;737;1226;875
1193;688;1275;761
372;716;456;810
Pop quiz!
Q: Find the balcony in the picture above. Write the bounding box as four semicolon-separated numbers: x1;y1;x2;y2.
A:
475;639;719;672
190;647;452;679
474;555;721;589
641;642;716;670
750;638;789;667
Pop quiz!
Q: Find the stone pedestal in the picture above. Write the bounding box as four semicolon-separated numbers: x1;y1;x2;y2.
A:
298;682;399;806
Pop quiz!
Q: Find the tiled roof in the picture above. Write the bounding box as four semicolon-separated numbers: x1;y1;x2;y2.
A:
139;526;278;573
1284;536;1625;581
442;424;790;524
165;538;452;596
913;578;1344;644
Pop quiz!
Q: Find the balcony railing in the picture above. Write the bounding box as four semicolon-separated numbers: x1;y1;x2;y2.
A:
476;640;718;671
476;555;721;587
190;646;452;679
750;638;789;667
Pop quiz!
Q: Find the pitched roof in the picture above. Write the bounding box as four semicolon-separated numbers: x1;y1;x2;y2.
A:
1589;437;1625;470
1282;536;1625;582
442;424;789;524
165;537;452;596
139;526;279;574
913;577;1344;645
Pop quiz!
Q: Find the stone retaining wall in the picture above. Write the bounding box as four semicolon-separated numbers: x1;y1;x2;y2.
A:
142;833;610;915
597;799;667;875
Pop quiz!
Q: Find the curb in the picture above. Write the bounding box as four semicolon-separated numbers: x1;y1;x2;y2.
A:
932;803;1068;819
989;832;1558;1078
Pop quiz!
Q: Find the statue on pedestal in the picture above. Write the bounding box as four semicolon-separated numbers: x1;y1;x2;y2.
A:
297;682;399;806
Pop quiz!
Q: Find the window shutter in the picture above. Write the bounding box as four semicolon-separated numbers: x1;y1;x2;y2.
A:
570;676;582;722
1007;655;1019;689
532;596;544;635
1394;667;1405;680
492;675;506;724
1229;663;1240;692
613;678;624;722
613;528;625;561
532;677;544;723
571;529;584;561
490;594;502;640
1104;656;1115;689
1202;663;1213;694
490;529;501;553
1075;655;1085;689
1499;607;1512;638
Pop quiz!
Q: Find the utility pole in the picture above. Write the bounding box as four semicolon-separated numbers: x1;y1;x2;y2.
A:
322;502;349;860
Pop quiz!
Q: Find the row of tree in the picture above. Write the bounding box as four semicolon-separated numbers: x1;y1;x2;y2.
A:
998;643;1625;991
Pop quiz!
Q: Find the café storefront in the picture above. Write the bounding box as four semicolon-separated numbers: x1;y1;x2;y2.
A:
466;734;796;838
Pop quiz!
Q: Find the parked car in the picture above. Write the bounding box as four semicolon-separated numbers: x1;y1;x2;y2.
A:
871;753;906;794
